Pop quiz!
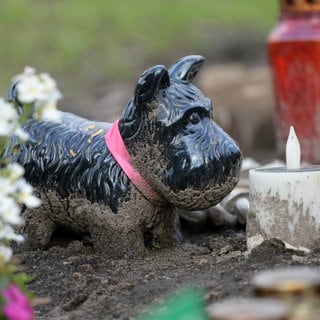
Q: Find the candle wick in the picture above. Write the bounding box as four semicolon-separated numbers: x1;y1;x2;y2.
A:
286;126;301;170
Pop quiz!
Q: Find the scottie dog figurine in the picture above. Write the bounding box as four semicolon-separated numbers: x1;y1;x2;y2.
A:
5;55;242;258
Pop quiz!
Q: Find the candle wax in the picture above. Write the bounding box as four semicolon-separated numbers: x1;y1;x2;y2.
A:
286;126;301;170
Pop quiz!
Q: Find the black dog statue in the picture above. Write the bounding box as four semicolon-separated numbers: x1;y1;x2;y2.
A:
5;55;242;257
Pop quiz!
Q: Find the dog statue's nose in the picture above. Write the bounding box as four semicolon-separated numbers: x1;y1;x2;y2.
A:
220;140;242;177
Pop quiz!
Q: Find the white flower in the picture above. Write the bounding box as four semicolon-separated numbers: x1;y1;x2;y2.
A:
13;127;30;141
7;163;25;181
47;88;63;105
0;66;64;255
0;196;22;225
0;244;12;262
22;66;36;77
0;177;16;197
17;75;44;103
13;67;62;122
39;73;57;93
12;66;36;82
0;98;19;136
0;225;23;242
0;67;60;254
14;179;41;208
37;103;61;122
23;194;41;208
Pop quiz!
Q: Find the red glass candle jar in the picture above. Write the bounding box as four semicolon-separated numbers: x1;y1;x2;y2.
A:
268;0;320;162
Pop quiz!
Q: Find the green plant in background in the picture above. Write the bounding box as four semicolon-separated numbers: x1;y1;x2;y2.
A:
0;68;62;320
0;0;277;101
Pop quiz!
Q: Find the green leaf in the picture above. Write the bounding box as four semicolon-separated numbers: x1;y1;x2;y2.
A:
140;287;209;320
0;276;9;290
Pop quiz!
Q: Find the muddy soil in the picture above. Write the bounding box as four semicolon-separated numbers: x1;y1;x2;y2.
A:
12;62;320;320
15;228;320;320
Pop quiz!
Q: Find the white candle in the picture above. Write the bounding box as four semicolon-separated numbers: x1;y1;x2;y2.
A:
247;127;320;251
286;126;300;170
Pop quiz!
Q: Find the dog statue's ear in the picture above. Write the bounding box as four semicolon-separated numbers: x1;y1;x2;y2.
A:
169;55;205;82
134;65;170;107
8;81;24;115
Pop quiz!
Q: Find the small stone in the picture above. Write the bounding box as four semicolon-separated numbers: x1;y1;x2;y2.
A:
219;245;232;255
121;282;134;290
68;240;86;252
291;255;306;264
182;243;211;255
235;197;249;225
198;258;210;266
72;272;83;280
63;255;81;265
204;290;219;301
77;263;94;273
207;205;237;227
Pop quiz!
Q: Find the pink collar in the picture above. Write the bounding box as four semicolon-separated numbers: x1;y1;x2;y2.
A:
105;119;165;204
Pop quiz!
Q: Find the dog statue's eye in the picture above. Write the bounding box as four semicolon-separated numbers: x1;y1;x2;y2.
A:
189;112;201;124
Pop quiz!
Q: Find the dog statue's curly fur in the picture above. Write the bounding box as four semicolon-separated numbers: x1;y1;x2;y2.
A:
5;55;242;258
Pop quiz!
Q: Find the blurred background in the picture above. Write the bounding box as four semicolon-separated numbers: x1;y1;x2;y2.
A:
0;0;279;158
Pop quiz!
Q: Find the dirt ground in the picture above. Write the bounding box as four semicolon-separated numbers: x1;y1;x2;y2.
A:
15;227;320;320
12;62;320;320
